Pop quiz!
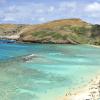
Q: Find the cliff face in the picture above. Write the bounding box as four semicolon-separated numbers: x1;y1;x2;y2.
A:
0;18;100;45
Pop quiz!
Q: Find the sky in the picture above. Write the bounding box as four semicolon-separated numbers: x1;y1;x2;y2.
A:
0;0;100;24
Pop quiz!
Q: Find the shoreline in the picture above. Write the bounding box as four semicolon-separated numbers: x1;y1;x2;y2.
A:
90;45;100;48
0;38;100;47
61;75;100;100
85;44;100;48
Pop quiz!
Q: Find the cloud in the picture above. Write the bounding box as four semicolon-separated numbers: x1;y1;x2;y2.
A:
85;2;100;12
0;1;100;24
38;17;46;22
0;1;78;23
48;6;55;12
3;17;15;21
85;2;100;18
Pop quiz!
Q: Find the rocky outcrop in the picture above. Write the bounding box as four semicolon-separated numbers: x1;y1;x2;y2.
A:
0;24;27;40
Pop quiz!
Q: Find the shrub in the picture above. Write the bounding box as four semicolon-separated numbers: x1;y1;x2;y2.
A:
91;24;100;37
70;26;89;34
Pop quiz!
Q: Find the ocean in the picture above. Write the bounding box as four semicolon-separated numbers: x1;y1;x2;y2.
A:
0;40;100;100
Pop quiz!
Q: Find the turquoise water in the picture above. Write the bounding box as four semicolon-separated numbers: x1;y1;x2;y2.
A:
0;40;100;100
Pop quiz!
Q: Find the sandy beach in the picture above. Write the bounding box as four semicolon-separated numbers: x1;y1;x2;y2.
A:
60;76;100;100
90;45;100;48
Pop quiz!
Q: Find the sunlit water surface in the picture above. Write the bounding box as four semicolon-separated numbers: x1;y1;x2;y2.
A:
0;40;100;100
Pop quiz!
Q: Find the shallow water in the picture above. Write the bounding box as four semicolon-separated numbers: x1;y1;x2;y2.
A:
0;40;100;100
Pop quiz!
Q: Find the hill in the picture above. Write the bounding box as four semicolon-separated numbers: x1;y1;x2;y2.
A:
0;18;100;45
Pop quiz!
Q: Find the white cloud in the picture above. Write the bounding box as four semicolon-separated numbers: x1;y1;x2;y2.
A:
1;1;100;24
48;6;55;12
0;1;84;23
84;2;100;18
38;17;46;22
3;17;15;21
85;2;100;12
36;9;44;13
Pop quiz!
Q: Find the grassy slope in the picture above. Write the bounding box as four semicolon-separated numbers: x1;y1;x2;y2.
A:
19;18;92;44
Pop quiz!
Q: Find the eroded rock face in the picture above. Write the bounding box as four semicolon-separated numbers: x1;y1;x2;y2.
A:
0;18;100;45
0;24;27;41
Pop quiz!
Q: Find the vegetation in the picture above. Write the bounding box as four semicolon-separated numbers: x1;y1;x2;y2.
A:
61;25;90;34
32;30;66;40
91;24;100;37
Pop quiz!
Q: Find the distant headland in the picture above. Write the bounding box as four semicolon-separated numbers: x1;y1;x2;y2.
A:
0;18;100;45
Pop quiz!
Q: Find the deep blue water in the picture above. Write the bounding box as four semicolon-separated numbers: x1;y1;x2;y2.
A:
0;40;100;100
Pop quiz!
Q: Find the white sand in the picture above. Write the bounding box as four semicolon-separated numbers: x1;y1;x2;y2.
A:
60;76;100;100
89;44;100;48
0;35;20;40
